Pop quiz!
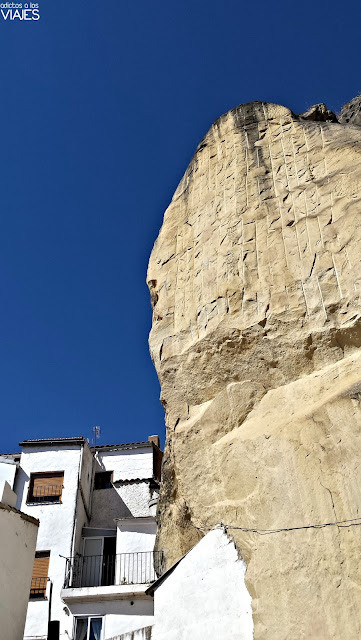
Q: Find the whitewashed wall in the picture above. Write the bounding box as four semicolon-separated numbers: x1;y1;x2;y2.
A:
116;519;157;554
152;527;254;640
96;448;154;481
0;456;17;494
114;519;157;585
90;448;155;528
17;444;90;640
0;504;38;640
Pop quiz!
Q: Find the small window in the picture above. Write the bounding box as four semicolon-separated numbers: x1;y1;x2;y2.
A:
27;472;64;503
74;616;103;640
94;471;112;490
30;551;50;599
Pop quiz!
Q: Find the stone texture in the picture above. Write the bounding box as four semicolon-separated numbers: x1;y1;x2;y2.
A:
148;99;361;639
300;103;338;123
339;94;361;126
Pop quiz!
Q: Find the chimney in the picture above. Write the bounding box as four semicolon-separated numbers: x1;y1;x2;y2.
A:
148;435;160;448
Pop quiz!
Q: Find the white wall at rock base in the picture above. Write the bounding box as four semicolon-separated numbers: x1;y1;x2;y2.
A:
152;527;253;640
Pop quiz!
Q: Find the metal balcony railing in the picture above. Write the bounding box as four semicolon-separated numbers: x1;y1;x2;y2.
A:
63;551;165;589
30;576;49;598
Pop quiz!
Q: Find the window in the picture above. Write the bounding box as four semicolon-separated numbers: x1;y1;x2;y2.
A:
27;472;64;503
74;616;103;640
30;551;50;598
94;471;112;490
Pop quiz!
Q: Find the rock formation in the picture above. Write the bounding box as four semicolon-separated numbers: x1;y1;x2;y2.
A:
148;98;361;639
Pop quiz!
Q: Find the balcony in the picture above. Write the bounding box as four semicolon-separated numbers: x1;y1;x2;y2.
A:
61;551;165;603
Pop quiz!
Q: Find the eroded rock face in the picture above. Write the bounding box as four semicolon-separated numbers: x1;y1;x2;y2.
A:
148;100;361;639
339;95;361;126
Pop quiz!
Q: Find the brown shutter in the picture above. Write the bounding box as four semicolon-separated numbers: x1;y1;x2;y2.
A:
32;473;63;498
30;552;50;598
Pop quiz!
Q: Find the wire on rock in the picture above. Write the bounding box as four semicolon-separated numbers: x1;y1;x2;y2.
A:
197;516;361;535
169;500;361;535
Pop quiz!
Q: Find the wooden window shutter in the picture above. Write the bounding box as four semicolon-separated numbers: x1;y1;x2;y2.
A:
29;472;64;501
30;551;50;598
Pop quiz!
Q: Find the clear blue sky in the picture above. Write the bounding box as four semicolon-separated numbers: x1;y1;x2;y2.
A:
0;0;360;452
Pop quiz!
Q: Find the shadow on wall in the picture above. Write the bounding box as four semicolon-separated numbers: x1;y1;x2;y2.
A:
89;487;132;528
14;467;29;510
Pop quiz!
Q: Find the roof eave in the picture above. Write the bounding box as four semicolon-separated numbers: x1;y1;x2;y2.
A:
19;437;86;447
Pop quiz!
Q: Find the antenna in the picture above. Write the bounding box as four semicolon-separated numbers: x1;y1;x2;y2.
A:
93;426;101;447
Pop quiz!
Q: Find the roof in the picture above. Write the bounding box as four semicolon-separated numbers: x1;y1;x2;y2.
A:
0;453;21;461
0;501;40;526
0;455;17;466
19;436;86;447
18;437;160;452
91;441;153;452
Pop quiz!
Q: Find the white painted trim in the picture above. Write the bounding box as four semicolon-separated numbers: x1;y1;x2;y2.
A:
62;584;153;603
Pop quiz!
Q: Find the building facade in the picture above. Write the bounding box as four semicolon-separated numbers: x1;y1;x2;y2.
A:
5;435;163;640
0;456;39;640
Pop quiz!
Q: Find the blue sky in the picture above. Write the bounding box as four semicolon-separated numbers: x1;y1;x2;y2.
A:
0;0;360;452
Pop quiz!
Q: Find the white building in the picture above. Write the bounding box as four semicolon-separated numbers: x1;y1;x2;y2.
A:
5;434;163;640
0;456;39;640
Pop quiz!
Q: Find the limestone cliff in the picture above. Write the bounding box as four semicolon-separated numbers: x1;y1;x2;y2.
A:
148;99;361;639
